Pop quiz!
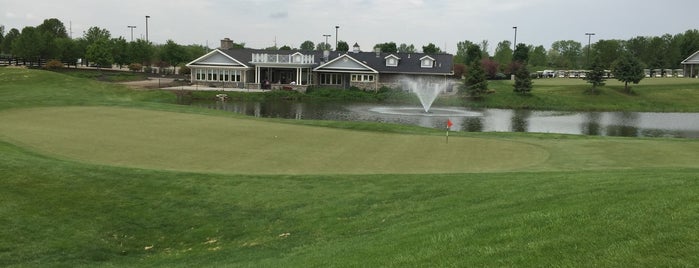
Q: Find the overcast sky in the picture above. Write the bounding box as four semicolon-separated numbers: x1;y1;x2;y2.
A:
2;0;698;54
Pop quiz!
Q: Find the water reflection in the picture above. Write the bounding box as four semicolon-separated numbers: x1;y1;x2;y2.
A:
581;113;601;136
462;117;484;132
190;101;699;138
511;110;531;132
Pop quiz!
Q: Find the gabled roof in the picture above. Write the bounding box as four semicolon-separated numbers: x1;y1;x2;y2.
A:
330;52;453;75
314;54;378;73
186;49;249;68
419;55;436;61
384;54;401;60
681;50;699;64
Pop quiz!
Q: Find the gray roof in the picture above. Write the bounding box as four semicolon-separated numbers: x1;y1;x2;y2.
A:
341;51;453;75
195;48;453;75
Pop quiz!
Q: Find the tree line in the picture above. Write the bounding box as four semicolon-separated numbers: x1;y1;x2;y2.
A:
0;18;207;73
2;18;698;76
453;29;699;78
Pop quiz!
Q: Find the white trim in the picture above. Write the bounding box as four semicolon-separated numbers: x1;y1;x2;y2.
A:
185;49;250;68
314;54;379;73
681;50;699;64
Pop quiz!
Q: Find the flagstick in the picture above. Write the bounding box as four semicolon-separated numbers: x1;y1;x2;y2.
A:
446;128;449;144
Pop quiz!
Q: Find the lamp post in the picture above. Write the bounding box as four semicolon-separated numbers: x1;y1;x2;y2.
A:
585;32;596;67
335;25;339;51
512;26;518;51
323;34;331;50
145;15;150;42
127;26;136;42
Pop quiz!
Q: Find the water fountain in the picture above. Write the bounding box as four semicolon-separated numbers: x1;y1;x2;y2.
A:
401;76;444;113
368;76;482;117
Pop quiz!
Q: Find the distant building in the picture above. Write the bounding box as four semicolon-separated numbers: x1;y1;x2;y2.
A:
186;39;454;91
681;50;699;78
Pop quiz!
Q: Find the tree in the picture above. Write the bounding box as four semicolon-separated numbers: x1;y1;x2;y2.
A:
83;27;111;45
300;40;314;51
592;39;622;69
316;42;331;51
279;45;291;50
584;55;606;94
454;40;474;64
0;25;4;54
336;41;349;52
37;18;68;39
13;26;45;65
513;64;533;95
481;58;500;79
479;40;490;58
464;44;482;65
86;38;113;67
130;39;154;65
161;39;188;73
462;59;488;98
529;45;547;67
422;43;441;54
397;43;415;53
55;37;81;66
1;28;20;55
550;40;582;68
493;40;513;69
111;37;130;68
512;43;529;64
612;52;645;93
374;42;397;53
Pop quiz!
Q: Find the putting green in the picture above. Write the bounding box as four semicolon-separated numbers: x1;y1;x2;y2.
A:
0;106;548;174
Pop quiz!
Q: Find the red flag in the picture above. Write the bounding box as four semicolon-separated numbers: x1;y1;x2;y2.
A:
447;119;453;128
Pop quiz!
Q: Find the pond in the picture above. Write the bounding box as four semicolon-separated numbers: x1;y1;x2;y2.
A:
192;101;699;138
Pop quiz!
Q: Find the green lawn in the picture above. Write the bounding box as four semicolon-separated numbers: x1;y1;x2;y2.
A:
467;77;699;112
1;68;699;267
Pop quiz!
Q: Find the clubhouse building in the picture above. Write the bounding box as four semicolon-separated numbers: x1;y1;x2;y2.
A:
185;38;454;91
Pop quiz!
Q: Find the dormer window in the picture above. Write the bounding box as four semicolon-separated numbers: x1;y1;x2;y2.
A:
420;55;435;68
385;54;400;67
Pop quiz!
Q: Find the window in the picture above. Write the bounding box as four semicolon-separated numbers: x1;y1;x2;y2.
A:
207;70;213;80
351;74;375;82
320;73;342;85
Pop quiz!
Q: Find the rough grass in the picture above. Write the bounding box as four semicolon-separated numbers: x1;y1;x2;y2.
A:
1;68;699;267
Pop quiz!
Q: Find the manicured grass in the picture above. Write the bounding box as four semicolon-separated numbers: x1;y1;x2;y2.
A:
1;68;699;267
463;78;699;112
1;106;698;175
1;141;698;267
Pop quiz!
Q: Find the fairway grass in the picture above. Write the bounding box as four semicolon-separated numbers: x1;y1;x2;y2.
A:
0;106;549;174
2;68;699;266
2;106;699;175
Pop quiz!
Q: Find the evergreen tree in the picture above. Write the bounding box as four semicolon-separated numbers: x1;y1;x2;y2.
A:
583;55;606;93
513;64;533;95
462;59;488;98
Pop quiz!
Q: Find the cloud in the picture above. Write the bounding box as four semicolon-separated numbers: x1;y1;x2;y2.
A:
6;12;17;18
269;11;288;19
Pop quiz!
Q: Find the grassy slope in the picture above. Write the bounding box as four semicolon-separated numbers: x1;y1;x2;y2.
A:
471;78;699;112
1;68;699;267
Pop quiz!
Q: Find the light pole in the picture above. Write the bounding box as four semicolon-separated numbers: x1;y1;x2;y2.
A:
127;26;136;42
585;32;596;67
145;15;150;42
335;25;339;51
512;26;518;51
323;34;331;50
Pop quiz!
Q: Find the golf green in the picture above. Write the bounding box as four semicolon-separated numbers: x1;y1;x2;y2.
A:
0;106;549;174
